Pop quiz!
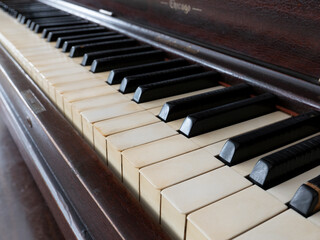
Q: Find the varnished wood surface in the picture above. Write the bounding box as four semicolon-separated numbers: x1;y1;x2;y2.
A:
67;0;320;82
0;116;64;240
40;0;320;114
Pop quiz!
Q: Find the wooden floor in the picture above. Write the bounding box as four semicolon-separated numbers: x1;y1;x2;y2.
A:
0;116;65;240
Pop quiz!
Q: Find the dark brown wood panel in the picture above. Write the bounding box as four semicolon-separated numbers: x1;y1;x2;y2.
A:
0;117;65;240
67;0;320;82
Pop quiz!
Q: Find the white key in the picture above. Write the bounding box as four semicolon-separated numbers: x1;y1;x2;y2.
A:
51;75;107;102
139;141;225;221
235;210;320;240
106;122;178;179
161;167;252;240
186;186;287;240
268;166;320;203
61;85;117;114
122;135;199;198
166;118;185;130
93;111;160;160
72;93;129;131
82;101;144;145
308;211;320;227
43;72;104;94
70;91;133;126
148;106;162;115
50;78;106;102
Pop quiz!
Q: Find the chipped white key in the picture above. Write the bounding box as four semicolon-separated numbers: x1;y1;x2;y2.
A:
94;111;160;160
161;167;252;240
235;210;320;240
186;186;287;240
139;141;226;221
122;135;199;198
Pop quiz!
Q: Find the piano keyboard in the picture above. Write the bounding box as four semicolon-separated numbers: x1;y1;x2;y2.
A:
1;1;320;239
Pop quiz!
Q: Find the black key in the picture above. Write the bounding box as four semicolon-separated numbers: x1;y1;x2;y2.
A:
56;32;117;48
119;65;203;94
27;16;80;28
249;135;320;189
158;83;251;122
82;45;154;66
70;39;136;57
42;23;98;38
91;50;164;73
179;93;276;138
47;27;107;42
34;20;89;33
289;175;320;217
62;34;126;52
20;12;70;24
133;71;220;103
107;59;188;85
17;9;63;22
219;111;320;166
12;6;55;18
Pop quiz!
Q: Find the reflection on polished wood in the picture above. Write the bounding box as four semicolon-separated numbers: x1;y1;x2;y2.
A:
0;117;64;240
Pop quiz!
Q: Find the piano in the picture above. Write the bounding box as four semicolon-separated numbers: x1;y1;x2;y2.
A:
0;0;320;239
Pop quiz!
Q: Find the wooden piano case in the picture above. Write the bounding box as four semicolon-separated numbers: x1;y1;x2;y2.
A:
0;0;320;239
0;42;169;240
